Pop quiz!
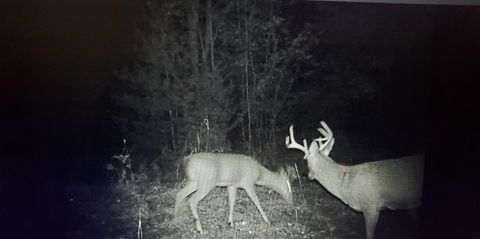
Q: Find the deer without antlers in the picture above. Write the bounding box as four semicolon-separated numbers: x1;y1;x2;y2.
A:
286;121;424;239
174;152;293;234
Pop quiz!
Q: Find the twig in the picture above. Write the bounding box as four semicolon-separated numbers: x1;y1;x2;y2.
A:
294;163;307;206
294;163;302;187
137;209;143;239
295;209;298;223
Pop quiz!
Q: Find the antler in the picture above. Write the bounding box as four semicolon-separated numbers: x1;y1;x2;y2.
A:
285;125;309;159
314;121;335;156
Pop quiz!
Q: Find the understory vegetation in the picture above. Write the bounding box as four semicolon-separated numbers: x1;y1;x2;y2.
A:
65;147;418;239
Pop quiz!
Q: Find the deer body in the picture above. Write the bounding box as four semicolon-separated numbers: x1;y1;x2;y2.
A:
286;121;424;239
174;153;293;234
310;153;424;212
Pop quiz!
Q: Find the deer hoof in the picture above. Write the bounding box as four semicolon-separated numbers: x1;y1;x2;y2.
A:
195;221;204;234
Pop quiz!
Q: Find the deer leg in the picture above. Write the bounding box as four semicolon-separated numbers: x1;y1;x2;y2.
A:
174;181;197;218
363;208;380;239
188;185;214;234
227;186;237;227
244;187;270;224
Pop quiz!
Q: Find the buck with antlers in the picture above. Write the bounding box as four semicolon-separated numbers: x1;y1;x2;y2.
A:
174;152;293;234
286;121;424;239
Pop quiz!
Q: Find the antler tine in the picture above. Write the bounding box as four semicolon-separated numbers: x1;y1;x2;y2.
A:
286;125;309;158
314;127;329;147
302;139;308;151
315;121;334;151
315;128;329;141
320;121;332;135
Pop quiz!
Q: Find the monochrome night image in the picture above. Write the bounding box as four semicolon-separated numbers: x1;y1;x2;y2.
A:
2;1;479;238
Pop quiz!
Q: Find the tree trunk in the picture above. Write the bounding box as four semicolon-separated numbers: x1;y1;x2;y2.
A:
207;0;214;70
169;109;177;152
188;0;200;80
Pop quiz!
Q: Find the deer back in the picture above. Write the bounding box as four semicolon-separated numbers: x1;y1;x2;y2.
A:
323;154;425;211
185;153;263;187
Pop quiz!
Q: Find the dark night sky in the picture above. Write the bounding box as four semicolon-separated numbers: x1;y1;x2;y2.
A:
2;0;137;180
1;1;479;237
2;0;134;128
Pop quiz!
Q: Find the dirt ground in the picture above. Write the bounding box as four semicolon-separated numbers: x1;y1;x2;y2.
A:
65;172;420;239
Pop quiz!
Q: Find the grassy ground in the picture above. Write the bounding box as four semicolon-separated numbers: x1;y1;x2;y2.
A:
65;166;419;239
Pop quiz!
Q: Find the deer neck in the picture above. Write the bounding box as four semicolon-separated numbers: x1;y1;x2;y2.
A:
257;166;282;192
257;166;276;186
312;155;351;201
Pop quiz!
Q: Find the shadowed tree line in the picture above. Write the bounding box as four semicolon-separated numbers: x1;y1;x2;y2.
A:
111;0;318;163
109;0;411;170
